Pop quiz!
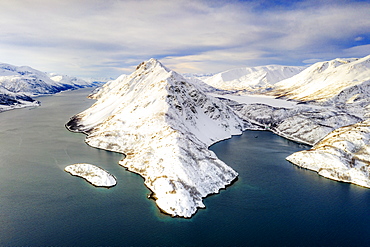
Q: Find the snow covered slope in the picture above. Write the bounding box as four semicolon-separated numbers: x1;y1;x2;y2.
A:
203;65;304;92
272;55;370;105
66;59;246;218
287;120;370;188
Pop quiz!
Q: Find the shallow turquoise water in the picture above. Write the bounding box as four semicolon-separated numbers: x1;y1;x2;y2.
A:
0;88;369;246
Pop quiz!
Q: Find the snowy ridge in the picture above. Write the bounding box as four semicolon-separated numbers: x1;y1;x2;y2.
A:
272;55;370;104
287;120;370;188
66;59;245;218
203;65;304;92
65;163;117;187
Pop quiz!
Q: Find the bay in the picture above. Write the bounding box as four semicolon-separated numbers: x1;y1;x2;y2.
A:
0;88;369;246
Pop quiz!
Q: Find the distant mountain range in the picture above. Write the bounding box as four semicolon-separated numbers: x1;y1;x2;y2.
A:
0;63;101;112
200;64;304;92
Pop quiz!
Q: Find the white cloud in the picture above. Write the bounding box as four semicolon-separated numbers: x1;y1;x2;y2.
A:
302;58;324;64
343;44;370;57
0;0;369;77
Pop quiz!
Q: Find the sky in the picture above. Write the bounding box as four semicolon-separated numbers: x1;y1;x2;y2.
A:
0;0;370;78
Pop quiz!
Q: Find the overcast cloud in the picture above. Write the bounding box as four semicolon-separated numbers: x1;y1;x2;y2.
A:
0;0;369;78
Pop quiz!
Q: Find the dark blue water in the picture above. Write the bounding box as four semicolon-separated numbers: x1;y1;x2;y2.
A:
1;88;370;246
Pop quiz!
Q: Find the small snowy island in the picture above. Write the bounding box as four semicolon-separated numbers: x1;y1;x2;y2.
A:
65;163;117;188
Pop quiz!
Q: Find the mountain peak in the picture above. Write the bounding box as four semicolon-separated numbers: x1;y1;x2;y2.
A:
66;59;244;218
135;58;169;73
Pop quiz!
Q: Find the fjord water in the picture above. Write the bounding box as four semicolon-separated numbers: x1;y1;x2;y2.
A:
1;88;370;246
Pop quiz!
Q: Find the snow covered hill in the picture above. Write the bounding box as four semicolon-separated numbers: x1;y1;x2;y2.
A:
287;120;370;188
0;62;97;112
202;65;304;92
66;58;247;218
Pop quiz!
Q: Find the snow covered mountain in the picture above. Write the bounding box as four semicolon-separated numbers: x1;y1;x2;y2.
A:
272;55;370;105
202;65;304;92
0;62;98;112
66;58;246;218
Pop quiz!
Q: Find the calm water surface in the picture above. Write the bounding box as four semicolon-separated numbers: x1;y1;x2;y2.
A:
1;88;370;246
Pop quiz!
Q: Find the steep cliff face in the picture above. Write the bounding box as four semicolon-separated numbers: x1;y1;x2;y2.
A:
287;120;370;188
66;59;246;218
